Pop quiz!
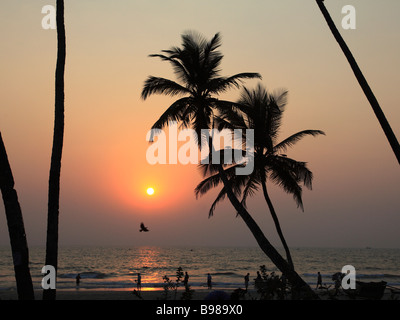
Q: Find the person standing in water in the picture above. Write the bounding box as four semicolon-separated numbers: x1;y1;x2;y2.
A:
207;273;212;290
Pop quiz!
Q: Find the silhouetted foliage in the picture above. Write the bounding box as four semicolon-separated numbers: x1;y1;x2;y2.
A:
142;31;320;299
254;265;288;300
196;84;325;270
162;267;194;300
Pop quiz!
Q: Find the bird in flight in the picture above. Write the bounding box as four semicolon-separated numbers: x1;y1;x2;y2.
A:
139;222;149;232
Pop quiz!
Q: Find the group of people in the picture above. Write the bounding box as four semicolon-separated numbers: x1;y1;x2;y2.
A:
131;270;344;292
132;271;252;292
134;271;191;291
75;270;344;293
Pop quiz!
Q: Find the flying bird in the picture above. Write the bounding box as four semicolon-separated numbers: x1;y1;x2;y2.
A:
139;222;149;232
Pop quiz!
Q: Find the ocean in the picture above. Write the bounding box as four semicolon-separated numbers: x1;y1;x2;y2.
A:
1;246;399;292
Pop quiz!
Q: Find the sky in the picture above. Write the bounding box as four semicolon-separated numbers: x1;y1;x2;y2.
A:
0;0;399;249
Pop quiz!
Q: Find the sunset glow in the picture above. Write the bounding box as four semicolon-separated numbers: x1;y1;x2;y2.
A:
0;1;399;251
146;187;154;196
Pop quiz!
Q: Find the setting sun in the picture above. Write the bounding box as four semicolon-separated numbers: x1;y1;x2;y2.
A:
146;187;155;196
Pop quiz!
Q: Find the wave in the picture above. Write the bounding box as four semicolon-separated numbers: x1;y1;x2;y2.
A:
212;272;239;276
303;272;400;279
55;280;247;290
357;273;400;279
59;271;110;279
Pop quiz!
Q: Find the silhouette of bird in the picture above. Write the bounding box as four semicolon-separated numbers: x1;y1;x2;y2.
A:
139;222;149;232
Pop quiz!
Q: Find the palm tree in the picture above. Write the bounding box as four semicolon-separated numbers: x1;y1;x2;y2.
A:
195;84;325;270
142;31;319;298
43;0;66;300
316;0;400;165
0;132;35;300
142;31;261;145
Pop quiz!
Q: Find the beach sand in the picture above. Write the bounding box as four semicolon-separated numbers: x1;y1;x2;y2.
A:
0;287;398;300
1;288;224;300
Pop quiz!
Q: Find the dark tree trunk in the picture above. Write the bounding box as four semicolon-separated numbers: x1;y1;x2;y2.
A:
43;0;66;300
316;0;400;165
0;132;35;300
217;165;319;299
261;180;294;270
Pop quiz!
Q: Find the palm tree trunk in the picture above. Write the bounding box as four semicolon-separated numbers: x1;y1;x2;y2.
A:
261;180;294;270
43;0;66;300
217;165;318;299
316;0;400;165
0;132;35;300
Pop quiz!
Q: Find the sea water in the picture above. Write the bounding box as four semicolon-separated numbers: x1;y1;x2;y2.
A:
1;246;399;292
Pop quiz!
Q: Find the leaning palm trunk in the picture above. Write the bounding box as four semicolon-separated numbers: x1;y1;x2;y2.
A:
316;0;400;165
43;0;66;300
216;165;318;299
261;180;294;270
0;132;34;300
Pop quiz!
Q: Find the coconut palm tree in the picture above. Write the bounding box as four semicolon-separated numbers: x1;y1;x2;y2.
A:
316;0;400;165
142;31;261;146
195;84;325;270
43;0;66;300
142;31;319;298
0;132;35;300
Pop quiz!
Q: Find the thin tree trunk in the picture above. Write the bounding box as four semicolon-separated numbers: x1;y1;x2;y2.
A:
316;0;400;165
43;0;66;300
0;132;35;300
217;165;318;299
261;180;294;270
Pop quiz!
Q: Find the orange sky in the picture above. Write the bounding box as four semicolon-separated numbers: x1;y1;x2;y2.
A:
0;0;399;248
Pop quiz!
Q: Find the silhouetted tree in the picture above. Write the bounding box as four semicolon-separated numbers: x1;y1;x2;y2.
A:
196;84;325;270
141;31;319;298
316;0;400;165
43;0;66;300
142;31;261;145
0;132;34;300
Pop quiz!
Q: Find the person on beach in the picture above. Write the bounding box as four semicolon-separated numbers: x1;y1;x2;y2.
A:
207;273;212;289
136;273;142;291
244;273;250;291
316;272;322;289
76;273;81;286
184;272;189;288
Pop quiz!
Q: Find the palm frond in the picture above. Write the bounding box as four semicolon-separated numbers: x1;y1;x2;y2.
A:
194;171;224;199
267;155;314;210
276;156;313;189
240;172;260;208
273;130;325;154
270;89;289;110
148;53;191;86
203;33;222;67
207;73;261;95
141;76;191;100
269;168;304;211
208;187;227;217
148;97;192;141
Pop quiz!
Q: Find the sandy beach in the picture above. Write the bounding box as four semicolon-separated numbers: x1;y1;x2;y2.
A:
1;287;398;300
1;288;234;301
